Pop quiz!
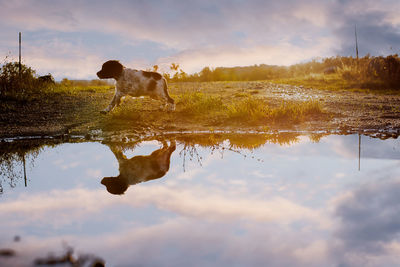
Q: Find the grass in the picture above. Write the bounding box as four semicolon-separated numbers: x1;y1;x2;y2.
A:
47;84;113;95
177;92;224;115
227;97;269;123
227;97;324;124
103;90;326;129
272;73;400;95
0;77;329;137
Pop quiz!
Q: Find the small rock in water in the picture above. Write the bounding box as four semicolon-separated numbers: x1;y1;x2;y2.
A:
0;248;16;257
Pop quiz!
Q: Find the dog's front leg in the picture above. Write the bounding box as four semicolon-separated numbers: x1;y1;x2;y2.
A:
101;93;122;114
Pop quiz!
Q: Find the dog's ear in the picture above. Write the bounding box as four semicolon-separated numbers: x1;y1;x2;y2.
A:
98;60;123;80
101;176;128;195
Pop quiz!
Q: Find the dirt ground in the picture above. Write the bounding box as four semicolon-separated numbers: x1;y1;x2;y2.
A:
1;81;400;140
257;82;400;136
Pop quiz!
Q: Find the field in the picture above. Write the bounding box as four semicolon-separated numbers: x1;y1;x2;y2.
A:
1;80;400;140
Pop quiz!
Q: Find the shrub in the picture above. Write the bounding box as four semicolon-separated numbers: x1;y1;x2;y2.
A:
0;62;53;100
366;55;400;85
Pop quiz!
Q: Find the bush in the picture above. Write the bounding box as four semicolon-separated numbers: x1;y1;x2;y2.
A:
366;55;400;85
0;62;48;100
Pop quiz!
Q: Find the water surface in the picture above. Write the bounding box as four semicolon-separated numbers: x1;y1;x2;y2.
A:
0;134;399;266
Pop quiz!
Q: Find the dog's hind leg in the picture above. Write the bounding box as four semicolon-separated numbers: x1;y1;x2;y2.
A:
162;79;175;111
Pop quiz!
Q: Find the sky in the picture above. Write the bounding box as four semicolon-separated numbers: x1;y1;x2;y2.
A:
1;0;400;80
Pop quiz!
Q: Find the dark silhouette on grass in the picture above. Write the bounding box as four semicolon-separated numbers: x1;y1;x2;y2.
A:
101;140;176;195
38;74;55;84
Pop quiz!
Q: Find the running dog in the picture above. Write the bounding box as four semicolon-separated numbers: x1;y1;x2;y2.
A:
96;60;175;113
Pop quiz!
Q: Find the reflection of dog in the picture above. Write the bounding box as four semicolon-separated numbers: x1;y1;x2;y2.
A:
96;60;175;113
101;140;176;195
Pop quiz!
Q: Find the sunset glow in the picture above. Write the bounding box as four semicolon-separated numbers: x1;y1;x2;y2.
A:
1;0;400;79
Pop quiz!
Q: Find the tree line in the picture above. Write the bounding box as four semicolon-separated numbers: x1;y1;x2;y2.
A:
163;55;400;88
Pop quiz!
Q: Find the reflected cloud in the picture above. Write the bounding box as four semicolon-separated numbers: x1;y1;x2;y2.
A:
0;184;327;230
0;188;106;227
85;168;102;179
128;185;329;227
331;177;400;265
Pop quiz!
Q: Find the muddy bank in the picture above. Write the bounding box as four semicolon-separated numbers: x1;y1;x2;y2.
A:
1;81;400;139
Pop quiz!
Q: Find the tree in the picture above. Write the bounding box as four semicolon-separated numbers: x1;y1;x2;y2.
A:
200;67;212;81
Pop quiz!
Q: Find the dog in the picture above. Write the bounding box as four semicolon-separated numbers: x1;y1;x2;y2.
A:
101;140;176;195
96;60;175;113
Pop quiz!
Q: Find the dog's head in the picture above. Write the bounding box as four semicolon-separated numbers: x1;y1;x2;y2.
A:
97;60;123;80
101;176;128;195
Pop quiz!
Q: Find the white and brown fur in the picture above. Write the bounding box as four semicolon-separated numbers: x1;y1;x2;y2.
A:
97;60;175;113
101;140;176;195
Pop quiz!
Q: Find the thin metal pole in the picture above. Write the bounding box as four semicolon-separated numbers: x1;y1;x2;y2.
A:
23;154;27;187
19;32;22;75
358;134;361;171
355;25;359;60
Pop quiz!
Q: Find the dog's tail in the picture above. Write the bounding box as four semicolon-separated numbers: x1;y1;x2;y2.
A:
163;79;175;104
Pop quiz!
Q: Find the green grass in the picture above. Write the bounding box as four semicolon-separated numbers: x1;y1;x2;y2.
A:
227;97;324;124
177;92;224;115
227;97;269;123
175;91;326;125
1;76;329;135
50;84;113;94
269;100;324;123
103;91;327;129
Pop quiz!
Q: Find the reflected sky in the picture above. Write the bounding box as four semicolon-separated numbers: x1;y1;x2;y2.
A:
0;134;400;266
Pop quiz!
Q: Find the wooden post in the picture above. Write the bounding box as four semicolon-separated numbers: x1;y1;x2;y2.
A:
19;32;22;75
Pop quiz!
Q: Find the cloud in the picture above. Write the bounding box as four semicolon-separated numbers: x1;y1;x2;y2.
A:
0;189;108;227
131;185;328;225
330;177;400;266
2;217;331;267
88;218;331;267
85;168;102;178
327;135;400;160
328;0;400;56
1;0;400;78
1;0;327;47
0;0;329;78
3;136;400;266
155;41;334;73
0;183;327;229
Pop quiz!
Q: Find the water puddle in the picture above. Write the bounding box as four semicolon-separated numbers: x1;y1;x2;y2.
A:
0;133;399;266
